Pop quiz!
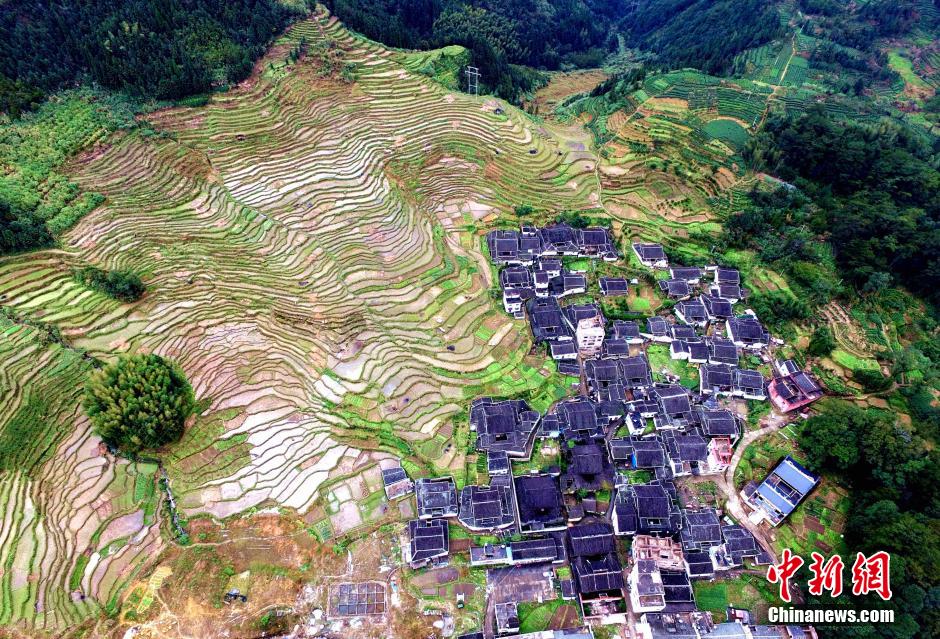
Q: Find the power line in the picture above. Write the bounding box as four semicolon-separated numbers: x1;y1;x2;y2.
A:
465;66;480;96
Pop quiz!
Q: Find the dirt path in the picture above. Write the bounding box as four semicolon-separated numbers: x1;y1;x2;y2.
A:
715;411;791;562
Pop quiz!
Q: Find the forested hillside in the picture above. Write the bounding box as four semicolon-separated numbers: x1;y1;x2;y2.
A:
744;109;940;305
622;0;784;74
0;0;305;116
324;0;787;99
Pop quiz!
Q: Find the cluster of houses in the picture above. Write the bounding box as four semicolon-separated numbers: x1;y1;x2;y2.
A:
383;230;825;639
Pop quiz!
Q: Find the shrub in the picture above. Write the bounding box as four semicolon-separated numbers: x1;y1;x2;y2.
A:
853;368;891;393
748;291;810;328
74;266;145;302
84;354;195;454
807;325;835;358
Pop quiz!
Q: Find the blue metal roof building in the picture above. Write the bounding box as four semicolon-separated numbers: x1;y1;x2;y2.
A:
745;456;819;526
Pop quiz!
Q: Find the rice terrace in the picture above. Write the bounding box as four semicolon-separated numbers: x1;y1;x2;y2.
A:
0;2;938;639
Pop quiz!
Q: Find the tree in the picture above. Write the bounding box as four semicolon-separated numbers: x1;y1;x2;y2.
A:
853;368;891;393
74;266;146;302
799;407;860;471
807;325;836;357
84;354;195;454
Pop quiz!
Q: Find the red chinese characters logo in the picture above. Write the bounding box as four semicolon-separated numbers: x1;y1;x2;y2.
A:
851;551;893;601
767;550;892;601
807;552;844;597
766;548;804;603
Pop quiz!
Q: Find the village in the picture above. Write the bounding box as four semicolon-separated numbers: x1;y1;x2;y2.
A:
360;223;828;639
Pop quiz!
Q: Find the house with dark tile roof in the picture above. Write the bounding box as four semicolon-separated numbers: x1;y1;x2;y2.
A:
508;536;566;565
669;267;704;284
659;278;692;299
551;340;579;361
616;355;651;389
537;257;562;278
609;437;667;470
700;294;733;321
661;570;696;612
675;299;709;328
726;316;770;350
670;339;708;364
549;271;588;298
633;242;668;268
643;316;672;342
733;368;766;400
487;450;510;476
612;319;644;344
685;551;716;579
713;524;773;569
528;297;574;343
600;277;629;296
706;337;740;366
415;477;458;519
579;227;618;260
699;364;735;396
612;482;682;536
710;281;743;303
382;465;414;500
602;338;632;358
714;267;740;285
458;478;516;532
662;430;709;477
564;443;613;492
514;473;566;533
653;385;694;424
487;229;524;265
670;324;698;341
555;397;604;440
500;265;532;290
517;226;545;263
407;518;449;568
499;266;535;317
469;543;510;567
540;224;581;256
697;409;740;443
679;509;723;553
568;522;627;621
470;397;541;458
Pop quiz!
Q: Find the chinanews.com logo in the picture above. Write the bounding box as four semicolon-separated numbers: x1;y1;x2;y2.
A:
764;549;896;625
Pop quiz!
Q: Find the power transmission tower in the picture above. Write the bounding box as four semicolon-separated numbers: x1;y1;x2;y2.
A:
465;66;480;96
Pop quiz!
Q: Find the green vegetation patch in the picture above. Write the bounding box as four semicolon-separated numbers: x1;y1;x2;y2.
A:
73;266;145;302
517;599;567;634
0;90;134;253
703;118;749;150
831;349;880;372
84;353;195;455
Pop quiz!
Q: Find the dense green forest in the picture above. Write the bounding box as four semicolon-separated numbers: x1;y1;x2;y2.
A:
324;0;787;99
741;107;940;306
622;0;783;74
799;400;940;638
0;0;305;116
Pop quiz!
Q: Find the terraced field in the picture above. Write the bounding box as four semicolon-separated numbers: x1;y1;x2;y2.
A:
0;10;602;634
0;6;805;635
